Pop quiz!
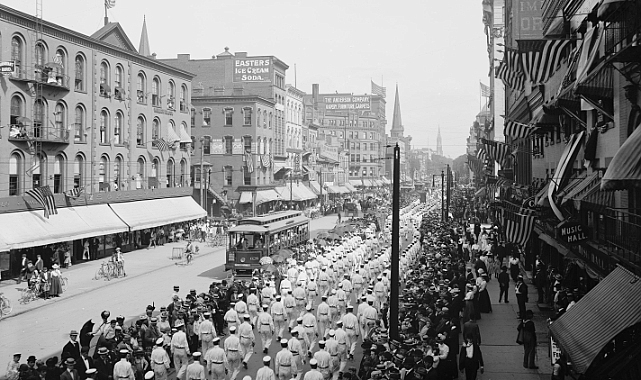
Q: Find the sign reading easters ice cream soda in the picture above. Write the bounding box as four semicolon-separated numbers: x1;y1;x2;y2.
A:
233;58;272;82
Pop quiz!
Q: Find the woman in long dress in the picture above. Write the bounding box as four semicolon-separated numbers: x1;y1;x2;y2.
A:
478;274;493;313
49;264;63;297
462;284;476;323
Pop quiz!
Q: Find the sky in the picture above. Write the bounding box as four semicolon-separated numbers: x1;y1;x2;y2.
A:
4;0;489;158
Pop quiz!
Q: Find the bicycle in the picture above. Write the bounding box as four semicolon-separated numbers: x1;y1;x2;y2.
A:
61;277;69;292
94;261;113;281
19;287;39;304
0;292;12;317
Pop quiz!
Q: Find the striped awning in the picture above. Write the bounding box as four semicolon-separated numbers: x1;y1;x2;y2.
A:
362;179;374;187
535;183;550;206
601;121;641;190
349;180;363;187
560;173;597;205
548;131;585;220
309;181;321;195
167;125;182;144
549;266;641;374
178;124;191;143
575;62;613;100
579;182;615;213
344;182;357;192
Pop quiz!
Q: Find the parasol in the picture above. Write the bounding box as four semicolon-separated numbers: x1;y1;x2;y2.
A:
259;256;273;266
317;239;328;247
276;248;294;259
262;264;278;273
270;254;285;263
326;233;341;241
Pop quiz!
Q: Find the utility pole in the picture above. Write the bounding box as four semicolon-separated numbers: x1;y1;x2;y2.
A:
390;143;401;340
199;137;205;210
446;164;451;222
441;169;445;222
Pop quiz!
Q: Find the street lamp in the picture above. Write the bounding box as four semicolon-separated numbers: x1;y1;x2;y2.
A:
199;136;205;210
441;169;445;222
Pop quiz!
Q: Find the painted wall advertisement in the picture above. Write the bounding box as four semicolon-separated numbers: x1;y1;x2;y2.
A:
233;57;272;82
323;95;371;112
514;0;543;39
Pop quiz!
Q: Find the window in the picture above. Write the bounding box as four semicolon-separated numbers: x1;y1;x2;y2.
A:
32;154;46;189
11;36;23;78
99;156;109;188
35;42;46;80
136;157;145;189
224;166;233;186
180;85;188;111
152;77;160;106
243;167;251;185
167;159;175;187
203;108;211;127
74;55;84;91
191;108;196;127
53;155;64;193
203;136;211;155
269;112;272;129
54;49;66;86
100;61;109;96
167;81;175;109
74;106;85;142
34;99;46;139
100;110;109;144
224;136;233;154
263;110;267;128
74;155;83;189
224;108;233;126
9;153;21;196
114;112;123;144
10;95;23;125
151;159;159;187
244;136;252;153
137;116;145;146
137;73;146;103
243;107;252;125
152;119;160;143
275;73;285;89
114;156;122;190
371;143;376;151
114;65;123;88
54;103;65;139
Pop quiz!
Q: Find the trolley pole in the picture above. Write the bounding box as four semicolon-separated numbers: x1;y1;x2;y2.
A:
390;143;401;340
441;169;445;222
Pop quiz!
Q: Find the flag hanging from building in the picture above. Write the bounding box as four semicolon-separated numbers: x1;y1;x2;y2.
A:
504;119;538;139
105;0;116;9
481;138;512;167
26;185;57;219
371;81;387;98
503;206;536;247
480;82;491;97
154;138;170;153
497;176;514;189
518;39;571;85
245;152;254;173
65;187;85;199
467;154;485;177
495;49;526;91
476;147;487;165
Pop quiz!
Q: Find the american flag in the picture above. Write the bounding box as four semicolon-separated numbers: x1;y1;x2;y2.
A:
480;82;491;97
65;187;84;199
518;39;571;85
154;138;170;152
245;152;254;173
504;120;537;139
371;81;387;98
496;49;526;91
467;154;485;177
503;206;536;247
482;138;512;168
27;185;58;219
105;0;116;9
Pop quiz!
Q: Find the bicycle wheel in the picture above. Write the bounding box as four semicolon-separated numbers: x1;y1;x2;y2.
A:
61;278;68;292
1;297;12;315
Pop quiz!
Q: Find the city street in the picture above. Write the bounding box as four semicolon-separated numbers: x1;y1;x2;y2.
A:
0;215;340;367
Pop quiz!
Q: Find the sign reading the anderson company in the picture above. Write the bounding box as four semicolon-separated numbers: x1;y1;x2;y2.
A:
323;95;371;112
233;58;272;82
558;221;588;244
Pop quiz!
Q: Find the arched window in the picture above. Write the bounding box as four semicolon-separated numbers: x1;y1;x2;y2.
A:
10;95;23;125
263;110;267;128
74;54;85;91
9;153;22;196
203;136;211;155
136;157;146;189
152;77;161;106
100;61;110;96
74;155;84;188
151;158;159;178
167;159;175;188
167;81;175;109
34;99;46;139
152;119;160;142
150;159;160;188
114;112;123;144
99;155;109;190
74;105;85;142
180;85;188;111
100;110;109;144
114;65;123;89
54;102;66;139
32;153;46;189
114;156;122;190
11;36;23;78
137;72;146;103
35;42;46;81
137;116;146;146
53;155;65;193
54;48;66;86
180;159;187;186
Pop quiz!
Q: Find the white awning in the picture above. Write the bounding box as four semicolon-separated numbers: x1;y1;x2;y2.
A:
178;124;192;143
0;204;129;251
167;125;182;144
109;196;206;231
255;189;280;205
239;192;253;204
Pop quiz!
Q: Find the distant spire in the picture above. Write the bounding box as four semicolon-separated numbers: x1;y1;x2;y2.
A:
138;15;150;57
391;84;404;138
436;126;443;156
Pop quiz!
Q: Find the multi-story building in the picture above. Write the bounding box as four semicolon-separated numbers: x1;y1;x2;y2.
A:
284;85;304;175
488;0;641;376
0;5;203;278
160;49;289;215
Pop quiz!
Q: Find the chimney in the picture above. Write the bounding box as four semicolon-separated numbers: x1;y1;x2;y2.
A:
177;54;191;61
312;84;319;108
235;51;247;58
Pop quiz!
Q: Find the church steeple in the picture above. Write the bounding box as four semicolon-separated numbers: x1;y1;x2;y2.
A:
436;126;443;156
138;16;150;57
391;84;404;138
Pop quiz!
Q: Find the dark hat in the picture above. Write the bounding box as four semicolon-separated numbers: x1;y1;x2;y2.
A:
27;356;37;362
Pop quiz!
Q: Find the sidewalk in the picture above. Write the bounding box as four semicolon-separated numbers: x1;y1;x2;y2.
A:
475;270;554;380
0;215;339;320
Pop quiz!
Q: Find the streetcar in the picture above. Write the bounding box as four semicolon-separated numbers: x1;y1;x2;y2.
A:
225;211;311;275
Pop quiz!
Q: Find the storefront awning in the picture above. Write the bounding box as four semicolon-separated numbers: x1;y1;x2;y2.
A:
167;125;182;144
548;131;585;220
549;266;641;374
336;186;350;194
309;181;321;195
0;204;129;251
109;196;206;231
344;182;357;193
579;181;615;213
381;177;391;184
362;179;374;187
556;175;587;202
325;185;342;194
561;173;598;205
238;192;253;204
255;189;281;205
601;121;641;190
275;184;316;202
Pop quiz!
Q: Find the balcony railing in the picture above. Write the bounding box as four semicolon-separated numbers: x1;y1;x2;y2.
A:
603;1;641;57
8;124;70;143
9;64;70;90
587;208;641;266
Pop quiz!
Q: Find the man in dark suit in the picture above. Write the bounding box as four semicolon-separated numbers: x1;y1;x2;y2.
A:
463;317;482;346
94;347;114;380
459;337;484;380
498;266;510;303
515;275;528;319
62;330;82;363
34;255;44;272
61;358;80;380
76;346;94;380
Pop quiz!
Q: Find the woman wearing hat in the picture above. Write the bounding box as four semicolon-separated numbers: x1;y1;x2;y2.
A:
477;272;492;314
49;264;63;297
